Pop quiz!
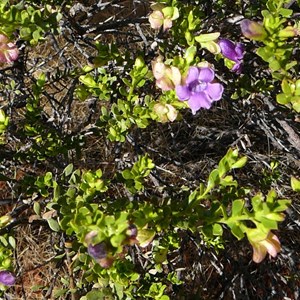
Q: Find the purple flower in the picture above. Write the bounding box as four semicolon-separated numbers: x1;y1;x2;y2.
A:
219;39;244;73
175;67;224;114
0;270;16;286
88;242;107;260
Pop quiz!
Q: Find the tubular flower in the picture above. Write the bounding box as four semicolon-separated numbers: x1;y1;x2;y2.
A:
0;34;19;64
248;231;281;263
240;19;267;41
0;270;16;286
152;56;181;91
219;38;244;73
175;66;224;114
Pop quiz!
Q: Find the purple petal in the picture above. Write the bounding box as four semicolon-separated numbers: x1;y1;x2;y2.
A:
235;43;244;60
88;242;107;260
188;92;212;114
185;67;200;84
198;67;215;83
206;83;224;101
219;39;238;62
176;85;190;100
232;62;243;74
0;271;15;286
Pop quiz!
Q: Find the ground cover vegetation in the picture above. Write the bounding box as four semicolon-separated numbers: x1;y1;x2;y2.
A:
0;0;299;299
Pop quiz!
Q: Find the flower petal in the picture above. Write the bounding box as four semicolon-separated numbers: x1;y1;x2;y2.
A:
235;43;244;60
188;92;211;114
176;85;190;100
0;271;16;286
198;67;215;83
149;11;164;30
206;83;224;101
219;39;238;62
156;78;173;91
6;47;19;62
252;243;268;263
231;62;242;74
185;67;200;84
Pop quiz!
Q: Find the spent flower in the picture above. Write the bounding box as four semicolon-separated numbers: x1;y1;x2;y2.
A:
175;66;224;114
88;242;114;268
153;103;178;123
240;19;267;41
152;56;181;91
149;3;179;31
0;34;19;64
0;270;15;286
219;38;244;73
248;230;281;263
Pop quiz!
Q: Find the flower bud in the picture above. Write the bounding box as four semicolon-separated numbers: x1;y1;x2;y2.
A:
278;26;299;38
0;270;15;286
240;19;267;41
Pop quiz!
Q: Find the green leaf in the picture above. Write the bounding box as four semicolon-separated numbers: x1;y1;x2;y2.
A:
122;169;133;180
137;229;155;247
231;199;244;217
276;93;290;104
281;79;292;95
278;8;293;17
195;32;220;43
33;202;41;216
184;46;196;64
228;222;245;240
259;217;278;230
206;169;220;192
63;164;73;177
291;176;300;192
200;41;220;54
212;223;223;236
79;74;97;88
47;218;60;232
8;236;16;249
266;189;277;203
231;156;248;169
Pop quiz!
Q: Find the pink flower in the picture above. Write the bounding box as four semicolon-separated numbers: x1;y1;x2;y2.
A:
0;34;19;64
248;231;281;263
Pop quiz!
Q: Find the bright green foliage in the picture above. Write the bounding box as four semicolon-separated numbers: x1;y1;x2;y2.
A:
121;155;155;193
0;109;9;143
0;1;62;44
244;0;300;110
